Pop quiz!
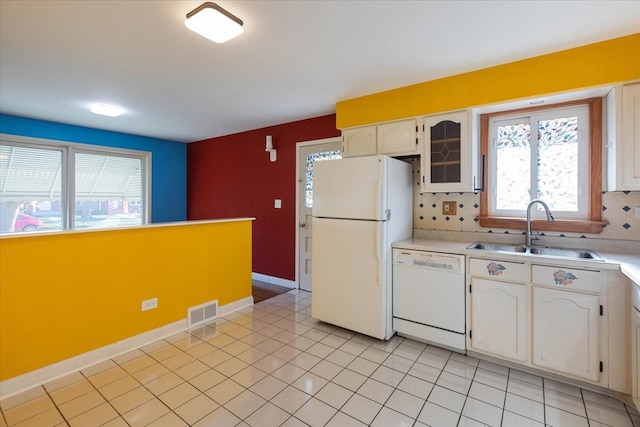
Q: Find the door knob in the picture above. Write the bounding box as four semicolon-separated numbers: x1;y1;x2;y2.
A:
299;223;306;228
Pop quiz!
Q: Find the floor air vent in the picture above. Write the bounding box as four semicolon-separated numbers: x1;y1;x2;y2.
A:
188;300;218;328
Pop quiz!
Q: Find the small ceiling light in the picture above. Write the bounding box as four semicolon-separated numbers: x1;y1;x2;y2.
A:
185;2;244;44
89;103;124;117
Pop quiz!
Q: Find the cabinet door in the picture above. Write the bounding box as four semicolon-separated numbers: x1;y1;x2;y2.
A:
621;82;640;189
633;306;640;411
470;278;527;362
377;119;418;155
532;287;600;381
421;110;475;192
342;126;377;158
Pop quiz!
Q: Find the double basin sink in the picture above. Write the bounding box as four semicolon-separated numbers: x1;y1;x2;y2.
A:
467;242;603;261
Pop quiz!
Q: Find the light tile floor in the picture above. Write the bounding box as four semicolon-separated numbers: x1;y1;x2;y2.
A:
1;289;638;427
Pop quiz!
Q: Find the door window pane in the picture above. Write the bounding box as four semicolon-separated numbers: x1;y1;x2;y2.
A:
0;145;63;233
305;150;342;208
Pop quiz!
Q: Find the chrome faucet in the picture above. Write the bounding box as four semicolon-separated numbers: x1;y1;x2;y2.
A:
526;199;554;247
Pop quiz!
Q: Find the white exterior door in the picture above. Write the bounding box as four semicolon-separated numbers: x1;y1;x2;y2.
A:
297;139;342;292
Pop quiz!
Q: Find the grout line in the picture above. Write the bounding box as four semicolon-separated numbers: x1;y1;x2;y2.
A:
3;289;636;427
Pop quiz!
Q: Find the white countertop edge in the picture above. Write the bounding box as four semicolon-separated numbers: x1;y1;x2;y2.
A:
0;217;256;240
393;237;640;286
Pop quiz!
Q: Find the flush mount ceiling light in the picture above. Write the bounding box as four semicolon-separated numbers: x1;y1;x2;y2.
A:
89;103;124;117
185;2;244;44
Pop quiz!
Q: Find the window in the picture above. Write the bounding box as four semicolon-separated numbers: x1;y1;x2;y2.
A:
0;135;150;235
305;150;342;208
479;98;607;234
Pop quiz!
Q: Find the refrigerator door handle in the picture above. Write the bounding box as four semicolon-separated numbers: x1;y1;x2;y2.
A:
375;224;382;285
376;181;382;220
376;156;384;220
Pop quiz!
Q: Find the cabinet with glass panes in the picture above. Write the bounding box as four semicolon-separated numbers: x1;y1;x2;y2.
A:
420;110;477;193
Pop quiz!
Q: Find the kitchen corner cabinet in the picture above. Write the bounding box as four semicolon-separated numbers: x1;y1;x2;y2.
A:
421;110;477;193
607;82;640;191
342;119;419;158
633;284;640;411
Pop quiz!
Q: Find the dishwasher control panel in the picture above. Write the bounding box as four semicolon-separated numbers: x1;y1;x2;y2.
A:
394;250;464;273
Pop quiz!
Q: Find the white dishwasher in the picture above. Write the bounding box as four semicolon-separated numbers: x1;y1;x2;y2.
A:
393;248;466;353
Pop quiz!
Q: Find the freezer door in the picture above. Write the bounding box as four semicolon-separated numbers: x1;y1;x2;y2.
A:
311;217;390;339
313;156;386;220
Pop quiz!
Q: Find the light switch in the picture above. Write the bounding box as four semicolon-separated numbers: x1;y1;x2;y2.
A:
636;207;640;218
274;199;282;209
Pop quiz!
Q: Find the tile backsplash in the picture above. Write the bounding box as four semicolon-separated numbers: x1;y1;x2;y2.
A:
411;159;640;242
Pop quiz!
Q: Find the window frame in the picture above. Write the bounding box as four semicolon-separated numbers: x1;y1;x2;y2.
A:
0;134;151;233
478;97;607;234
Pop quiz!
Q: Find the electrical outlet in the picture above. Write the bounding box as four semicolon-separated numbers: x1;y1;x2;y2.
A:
141;298;158;311
443;201;457;216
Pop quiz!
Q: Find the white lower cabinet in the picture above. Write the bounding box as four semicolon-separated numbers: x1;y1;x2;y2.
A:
470;278;527;362
532;287;600;381
632;284;640;411
468;257;607;386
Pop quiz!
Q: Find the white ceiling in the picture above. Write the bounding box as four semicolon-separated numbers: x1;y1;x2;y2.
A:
0;1;638;143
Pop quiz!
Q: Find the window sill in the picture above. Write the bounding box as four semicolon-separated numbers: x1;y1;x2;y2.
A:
477;217;609;234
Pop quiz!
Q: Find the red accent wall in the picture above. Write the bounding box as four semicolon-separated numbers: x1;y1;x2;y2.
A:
187;114;340;281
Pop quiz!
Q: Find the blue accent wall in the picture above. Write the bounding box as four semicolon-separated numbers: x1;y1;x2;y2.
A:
0;114;187;223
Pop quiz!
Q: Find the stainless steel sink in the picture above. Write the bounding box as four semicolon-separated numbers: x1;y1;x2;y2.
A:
467;242;603;261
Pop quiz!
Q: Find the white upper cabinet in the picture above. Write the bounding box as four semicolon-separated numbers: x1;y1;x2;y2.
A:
342;125;377;158
607;82;640;191
421;110;477;193
341;119;419;158
377;119;419;155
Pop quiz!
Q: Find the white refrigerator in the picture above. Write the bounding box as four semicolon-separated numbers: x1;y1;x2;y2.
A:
311;155;413;340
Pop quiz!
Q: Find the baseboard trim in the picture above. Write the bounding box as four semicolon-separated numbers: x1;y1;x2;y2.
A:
218;296;254;316
252;272;296;289
0;296;254;400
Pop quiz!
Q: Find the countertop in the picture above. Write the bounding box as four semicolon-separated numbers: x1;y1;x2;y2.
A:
393;237;640;286
0;217;256;240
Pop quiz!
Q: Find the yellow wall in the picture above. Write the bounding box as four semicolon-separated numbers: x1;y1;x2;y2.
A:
336;33;640;128
0;220;252;381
